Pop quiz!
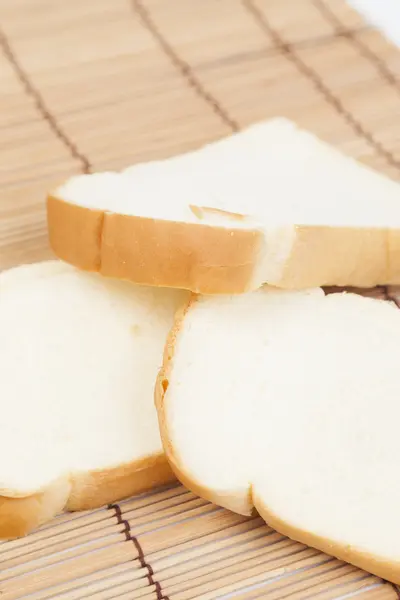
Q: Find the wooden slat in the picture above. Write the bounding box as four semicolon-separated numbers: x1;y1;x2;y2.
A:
1;0;400;598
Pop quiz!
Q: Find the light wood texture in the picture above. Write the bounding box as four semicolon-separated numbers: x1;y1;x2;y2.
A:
1;0;400;272
0;485;396;600
1;0;400;597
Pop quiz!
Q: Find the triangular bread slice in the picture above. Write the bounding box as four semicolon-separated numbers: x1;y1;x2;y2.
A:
48;118;400;294
0;261;186;538
156;287;400;583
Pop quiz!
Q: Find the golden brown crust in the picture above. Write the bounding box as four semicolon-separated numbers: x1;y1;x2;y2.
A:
47;195;265;294
0;454;175;539
67;452;175;511
254;492;400;585
0;477;71;539
47;195;104;271
387;229;400;285
48;195;400;292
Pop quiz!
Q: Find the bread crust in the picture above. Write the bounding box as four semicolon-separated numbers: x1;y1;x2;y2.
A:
277;226;400;288
155;298;400;585
48;195;400;292
67;452;175;510
0;453;175;539
0;477;71;539
47;195;265;294
155;296;254;516
254;492;400;584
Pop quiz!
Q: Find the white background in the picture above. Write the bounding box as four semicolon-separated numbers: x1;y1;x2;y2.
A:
349;0;400;46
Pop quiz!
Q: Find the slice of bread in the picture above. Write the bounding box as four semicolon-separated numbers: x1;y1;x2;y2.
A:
0;261;186;538
47;118;400;294
156;287;400;583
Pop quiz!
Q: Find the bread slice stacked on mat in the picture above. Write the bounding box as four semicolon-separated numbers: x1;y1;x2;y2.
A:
0;261;186;537
3;117;400;584
47;117;400;293
156;288;400;584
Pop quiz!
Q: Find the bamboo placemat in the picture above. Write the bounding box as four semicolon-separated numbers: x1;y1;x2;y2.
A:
1;483;397;600
2;0;400;598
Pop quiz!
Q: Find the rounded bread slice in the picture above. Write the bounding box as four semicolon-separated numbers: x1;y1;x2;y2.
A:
0;261;186;538
48;118;400;294
156;287;400;583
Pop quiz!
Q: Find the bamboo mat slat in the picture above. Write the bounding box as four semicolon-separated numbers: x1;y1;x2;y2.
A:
2;0;400;598
0;485;395;600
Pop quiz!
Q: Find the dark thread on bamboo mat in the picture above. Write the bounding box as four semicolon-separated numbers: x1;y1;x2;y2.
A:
288;25;370;49
242;0;400;171
108;503;169;600
313;0;400;95
193;26;370;77
0;27;91;174
131;0;239;132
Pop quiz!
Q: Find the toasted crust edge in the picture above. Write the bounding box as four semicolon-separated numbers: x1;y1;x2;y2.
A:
48;193;400;291
254;492;400;585
0;453;175;539
47;195;265;295
0;477;71;539
155;298;400;585
67;452;175;511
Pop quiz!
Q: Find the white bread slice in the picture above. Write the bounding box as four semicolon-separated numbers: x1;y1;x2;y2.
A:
47;118;400;294
156;288;400;583
0;261;186;538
